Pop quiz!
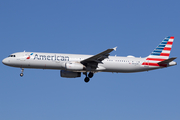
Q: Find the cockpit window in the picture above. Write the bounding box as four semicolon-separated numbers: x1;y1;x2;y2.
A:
8;55;16;57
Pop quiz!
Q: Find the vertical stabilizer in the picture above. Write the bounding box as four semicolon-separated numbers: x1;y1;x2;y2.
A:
147;36;174;61
142;36;175;67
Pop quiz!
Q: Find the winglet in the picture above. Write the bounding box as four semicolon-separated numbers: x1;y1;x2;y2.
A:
113;47;117;51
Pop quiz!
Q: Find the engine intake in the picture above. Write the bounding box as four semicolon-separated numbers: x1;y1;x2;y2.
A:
60;70;81;78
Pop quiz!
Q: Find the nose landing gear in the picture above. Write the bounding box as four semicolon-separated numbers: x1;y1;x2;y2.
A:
83;72;94;83
20;68;24;77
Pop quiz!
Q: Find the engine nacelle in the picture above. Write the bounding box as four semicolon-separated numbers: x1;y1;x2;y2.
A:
65;62;84;71
60;70;81;78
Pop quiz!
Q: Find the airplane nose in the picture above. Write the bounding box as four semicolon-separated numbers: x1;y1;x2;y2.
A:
2;58;9;65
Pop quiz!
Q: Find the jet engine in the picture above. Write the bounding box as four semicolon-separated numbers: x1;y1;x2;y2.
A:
65;62;85;71
60;70;81;78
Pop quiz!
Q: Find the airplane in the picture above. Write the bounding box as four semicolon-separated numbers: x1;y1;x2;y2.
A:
2;36;177;83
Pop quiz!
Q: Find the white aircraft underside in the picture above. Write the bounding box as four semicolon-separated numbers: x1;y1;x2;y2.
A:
2;36;177;82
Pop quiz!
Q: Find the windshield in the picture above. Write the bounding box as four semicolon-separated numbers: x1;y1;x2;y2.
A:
8;55;16;57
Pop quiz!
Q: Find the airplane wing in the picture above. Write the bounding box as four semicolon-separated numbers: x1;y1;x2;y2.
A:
80;47;117;65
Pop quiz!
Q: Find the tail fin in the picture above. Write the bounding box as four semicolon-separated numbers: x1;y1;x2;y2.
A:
146;36;174;61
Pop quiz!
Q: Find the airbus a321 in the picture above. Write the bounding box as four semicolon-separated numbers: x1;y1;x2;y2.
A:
2;36;177;82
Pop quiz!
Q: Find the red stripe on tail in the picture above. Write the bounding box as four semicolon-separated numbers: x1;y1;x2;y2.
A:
160;53;170;56
146;58;166;61
167;41;173;45
170;36;174;39
163;47;171;51
142;62;167;67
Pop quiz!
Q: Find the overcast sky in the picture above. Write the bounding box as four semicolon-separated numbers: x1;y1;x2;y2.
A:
0;0;179;120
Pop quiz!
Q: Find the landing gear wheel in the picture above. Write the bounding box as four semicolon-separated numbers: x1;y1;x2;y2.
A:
20;73;24;77
88;72;94;78
20;68;24;77
84;77;90;83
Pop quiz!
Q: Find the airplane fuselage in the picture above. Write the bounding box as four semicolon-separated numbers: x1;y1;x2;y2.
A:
2;52;176;73
2;36;177;82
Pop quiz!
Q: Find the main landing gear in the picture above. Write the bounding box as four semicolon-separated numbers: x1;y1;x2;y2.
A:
83;72;94;83
20;68;24;77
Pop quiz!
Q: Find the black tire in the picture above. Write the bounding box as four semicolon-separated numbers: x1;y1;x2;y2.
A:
84;77;90;83
20;73;23;77
88;72;94;78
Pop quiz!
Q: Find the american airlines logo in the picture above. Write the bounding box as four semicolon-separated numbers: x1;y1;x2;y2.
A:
26;53;33;59
33;54;69;61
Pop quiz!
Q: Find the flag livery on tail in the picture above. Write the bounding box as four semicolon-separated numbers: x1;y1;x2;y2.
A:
142;36;174;67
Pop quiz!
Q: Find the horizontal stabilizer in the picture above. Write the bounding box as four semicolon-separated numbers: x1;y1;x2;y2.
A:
158;57;177;64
